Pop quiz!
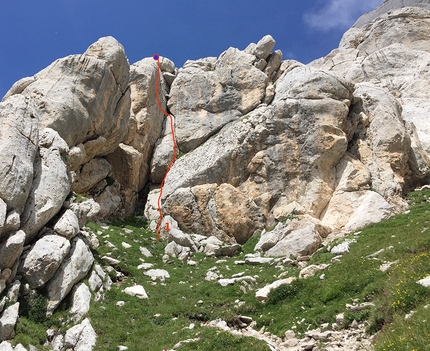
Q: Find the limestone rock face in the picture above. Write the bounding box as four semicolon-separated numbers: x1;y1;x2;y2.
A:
20;37;130;151
163;183;264;244
168;41;275;152
0;95;38;214
106;57;170;214
20;128;70;243
72;158;111;194
157;67;354;239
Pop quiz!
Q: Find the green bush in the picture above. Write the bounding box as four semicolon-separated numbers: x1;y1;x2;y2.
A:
266;279;305;305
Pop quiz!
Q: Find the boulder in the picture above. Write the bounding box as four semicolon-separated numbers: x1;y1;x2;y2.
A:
0;231;26;271
46;237;94;314
20;129;70;243
21;37;130;151
72;158;111;194
70;282;92;323
64;318;97;351
105;143;142;214
344;191;393;231
163;184;264;244
144;269;170;281
0;341;13;351
94;184;122;219
218;276;256;287
69;199;101;228
252;35;276;60
0;95;38;214
167;228;198;251
265;219;329;258
88;270;103;292
53;209;80;239
3;211;20;237
299;264;330;279
18;233;71;289
0;302;19;341
123;285;148;299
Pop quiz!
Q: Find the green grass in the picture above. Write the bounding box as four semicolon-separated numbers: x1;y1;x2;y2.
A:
86;218;275;350
11;189;430;350
88;189;430;350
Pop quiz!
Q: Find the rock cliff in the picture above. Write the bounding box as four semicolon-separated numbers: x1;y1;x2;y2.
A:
0;0;430;349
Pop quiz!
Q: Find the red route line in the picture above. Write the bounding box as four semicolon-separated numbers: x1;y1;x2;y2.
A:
153;54;177;241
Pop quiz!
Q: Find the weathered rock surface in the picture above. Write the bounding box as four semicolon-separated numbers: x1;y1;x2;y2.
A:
70;282;92;323
0;302;19;341
0;231;26;271
20;128;70;243
163;183;264;244
168;40;275;152
0;95;38;214
21;36;130;150
53;209;80;239
64;318;97;351
18;233;71;289
46;237;94;314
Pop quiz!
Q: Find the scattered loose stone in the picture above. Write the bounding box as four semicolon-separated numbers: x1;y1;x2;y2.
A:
255;278;296;301
417;275;430;287
137;263;154;270
218;276;256;287
123;285;148;299
121;242;132;249
144;269;170;281
299;264;329;279
245;257;274;265
101;256;120;265
140;246;153;257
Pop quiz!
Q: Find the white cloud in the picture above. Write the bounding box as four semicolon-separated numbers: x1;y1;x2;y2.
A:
303;0;383;31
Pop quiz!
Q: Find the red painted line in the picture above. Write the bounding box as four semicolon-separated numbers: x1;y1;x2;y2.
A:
153;54;177;241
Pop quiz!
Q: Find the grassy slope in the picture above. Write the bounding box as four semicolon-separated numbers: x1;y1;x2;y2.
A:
13;189;430;350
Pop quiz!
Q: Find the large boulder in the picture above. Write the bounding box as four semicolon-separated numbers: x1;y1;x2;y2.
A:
63;318;97;351
0;231;26;271
256;218;330;258
0;302;19;341
18;37;130;155
0;95;38;214
20;129;70;243
18;233;71;289
46;237;94;314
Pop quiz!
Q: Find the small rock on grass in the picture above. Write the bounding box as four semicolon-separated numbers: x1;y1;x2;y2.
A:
123;285;148;299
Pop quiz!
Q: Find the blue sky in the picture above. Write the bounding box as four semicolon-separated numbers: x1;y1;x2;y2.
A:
0;0;383;99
